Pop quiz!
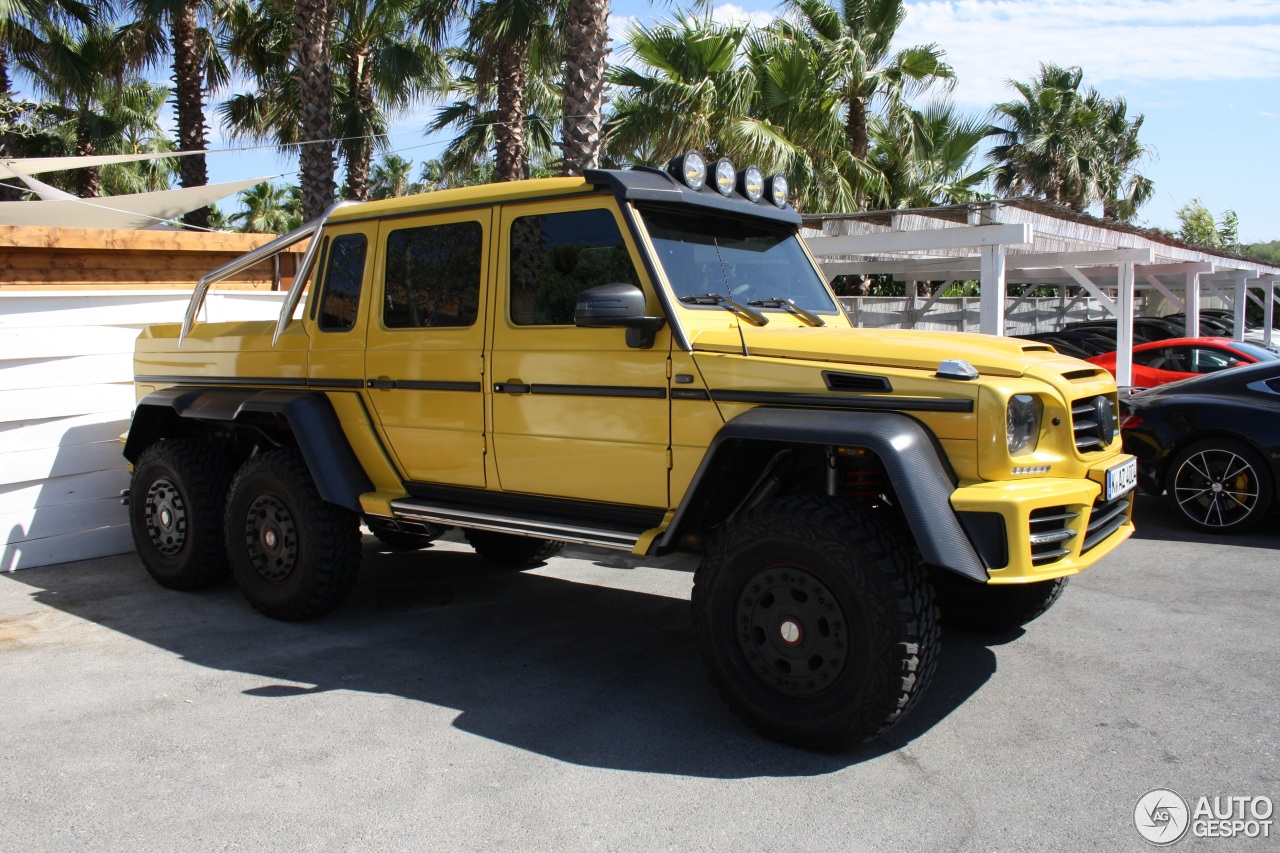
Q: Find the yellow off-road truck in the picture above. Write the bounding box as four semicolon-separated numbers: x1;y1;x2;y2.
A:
123;155;1135;747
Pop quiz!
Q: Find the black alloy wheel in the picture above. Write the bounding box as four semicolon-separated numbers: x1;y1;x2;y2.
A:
1166;439;1274;532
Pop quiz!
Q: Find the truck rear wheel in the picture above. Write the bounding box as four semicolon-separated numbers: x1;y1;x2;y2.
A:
691;494;938;749
929;569;1068;633
464;531;564;567
129;439;234;590
225;450;362;620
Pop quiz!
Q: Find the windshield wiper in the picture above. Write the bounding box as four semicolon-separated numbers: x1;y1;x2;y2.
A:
748;298;825;327
679;294;769;326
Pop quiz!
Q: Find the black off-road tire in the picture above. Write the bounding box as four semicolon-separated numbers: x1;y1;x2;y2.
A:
369;522;447;550
1164;438;1274;533
929;568;1068;634
691;494;939;750
129;439;234;590
225;450;362;620
464;530;564;567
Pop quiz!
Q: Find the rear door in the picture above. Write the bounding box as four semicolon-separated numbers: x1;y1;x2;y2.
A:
364;209;492;488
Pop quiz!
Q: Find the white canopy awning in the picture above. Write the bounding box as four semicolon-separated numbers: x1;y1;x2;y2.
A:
0;176;274;229
0;151;203;180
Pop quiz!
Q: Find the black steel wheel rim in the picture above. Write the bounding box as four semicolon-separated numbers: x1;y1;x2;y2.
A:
1173;448;1260;528
244;493;299;583
144;477;187;557
736;565;849;697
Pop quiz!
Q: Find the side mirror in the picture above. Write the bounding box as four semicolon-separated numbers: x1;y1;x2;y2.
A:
574;283;666;349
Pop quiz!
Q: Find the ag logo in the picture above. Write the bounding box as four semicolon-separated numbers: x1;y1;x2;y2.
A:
1135;788;1190;845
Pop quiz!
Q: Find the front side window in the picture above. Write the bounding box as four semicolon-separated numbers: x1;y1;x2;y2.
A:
317;234;366;331
638;205;837;314
509;208;642;325
384;221;483;328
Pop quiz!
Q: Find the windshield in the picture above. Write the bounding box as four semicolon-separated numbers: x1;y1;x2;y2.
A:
1229;341;1279;362
638;205;838;314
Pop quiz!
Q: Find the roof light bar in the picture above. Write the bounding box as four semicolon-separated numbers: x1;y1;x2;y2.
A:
738;165;764;202
668;150;706;191
766;174;789;208
711;158;735;197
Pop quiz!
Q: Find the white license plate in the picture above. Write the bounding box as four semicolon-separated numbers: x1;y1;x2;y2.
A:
1106;457;1138;501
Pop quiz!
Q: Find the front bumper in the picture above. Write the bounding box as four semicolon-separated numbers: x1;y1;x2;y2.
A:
950;455;1136;584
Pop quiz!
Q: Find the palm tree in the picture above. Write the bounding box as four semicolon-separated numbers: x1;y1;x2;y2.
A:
1092;93;1153;221
777;0;954;163
222;0;445;206
558;0;609;175
292;0;337;220
229;180;295;233
16;20;132;197
463;0;563;181
96;79;181;196
607;15;794;171
429;42;558;182
119;0;232;228
368;153;420;199
988;63;1096;210
869;102;993;208
0;0;94;98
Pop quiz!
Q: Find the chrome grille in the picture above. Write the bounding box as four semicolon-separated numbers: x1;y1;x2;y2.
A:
1082;492;1131;553
1071;394;1118;452
1029;506;1078;565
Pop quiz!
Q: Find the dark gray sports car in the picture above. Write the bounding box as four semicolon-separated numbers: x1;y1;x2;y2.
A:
1121;360;1280;532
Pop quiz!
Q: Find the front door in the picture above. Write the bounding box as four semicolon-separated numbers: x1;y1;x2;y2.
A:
364;209;492;488
488;198;671;508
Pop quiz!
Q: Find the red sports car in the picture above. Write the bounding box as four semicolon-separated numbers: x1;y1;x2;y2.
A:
1087;337;1278;388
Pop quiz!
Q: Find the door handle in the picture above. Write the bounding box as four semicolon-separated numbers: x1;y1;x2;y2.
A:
494;380;530;395
367;376;396;390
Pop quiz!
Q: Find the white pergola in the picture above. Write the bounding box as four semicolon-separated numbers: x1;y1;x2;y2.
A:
803;200;1280;387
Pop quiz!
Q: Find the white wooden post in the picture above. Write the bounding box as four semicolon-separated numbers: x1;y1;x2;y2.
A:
1185;270;1201;337
1233;273;1247;342
1265;279;1275;348
1116;263;1136;388
979;244;1007;335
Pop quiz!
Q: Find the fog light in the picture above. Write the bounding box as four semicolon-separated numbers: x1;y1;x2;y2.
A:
738;165;764;202
668;150;706;190
711;158;735;196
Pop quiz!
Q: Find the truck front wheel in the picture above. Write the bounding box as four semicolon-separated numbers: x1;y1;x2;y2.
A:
129;439;234;590
691;494;939;749
928;569;1067;633
225;450;362;620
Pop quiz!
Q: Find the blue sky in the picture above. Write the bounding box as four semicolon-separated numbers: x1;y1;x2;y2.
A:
187;0;1277;242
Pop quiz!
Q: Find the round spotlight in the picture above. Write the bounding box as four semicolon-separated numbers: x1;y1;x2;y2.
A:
738;165;764;202
668;150;706;191
711;158;735;197
766;174;789;208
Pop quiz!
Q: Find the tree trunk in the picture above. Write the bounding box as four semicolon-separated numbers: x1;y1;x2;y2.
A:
494;39;529;182
559;0;609;176
0;47;24;202
294;0;338;221
845;92;869;160
75;126;99;199
343;49;375;201
173;0;211;229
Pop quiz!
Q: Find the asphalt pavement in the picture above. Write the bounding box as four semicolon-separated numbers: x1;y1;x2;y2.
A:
1;494;1276;852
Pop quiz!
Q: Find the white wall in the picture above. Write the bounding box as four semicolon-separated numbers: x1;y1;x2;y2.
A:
0;291;285;571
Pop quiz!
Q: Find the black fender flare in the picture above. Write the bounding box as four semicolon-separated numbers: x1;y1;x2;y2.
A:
657;407;988;582
123;386;373;513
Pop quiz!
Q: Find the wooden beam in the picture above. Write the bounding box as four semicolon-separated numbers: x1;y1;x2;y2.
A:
806;223;1031;256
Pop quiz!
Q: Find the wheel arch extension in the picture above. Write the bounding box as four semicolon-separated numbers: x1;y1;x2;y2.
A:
124;386;373;513
654;407;989;583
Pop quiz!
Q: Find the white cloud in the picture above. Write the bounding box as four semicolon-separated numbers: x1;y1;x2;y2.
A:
898;0;1280;105
712;3;777;28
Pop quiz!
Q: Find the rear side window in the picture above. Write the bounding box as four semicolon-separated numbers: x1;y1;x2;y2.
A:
509;208;642;325
317;234;366;332
384;221;483;328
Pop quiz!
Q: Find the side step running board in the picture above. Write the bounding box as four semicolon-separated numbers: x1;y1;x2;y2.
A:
389;499;641;552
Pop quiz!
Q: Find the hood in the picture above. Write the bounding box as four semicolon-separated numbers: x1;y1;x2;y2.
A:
688;326;1066;378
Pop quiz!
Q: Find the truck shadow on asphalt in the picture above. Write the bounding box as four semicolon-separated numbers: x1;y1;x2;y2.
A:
4;541;1006;778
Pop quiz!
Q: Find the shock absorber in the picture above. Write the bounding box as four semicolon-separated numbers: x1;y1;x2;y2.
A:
839;447;884;500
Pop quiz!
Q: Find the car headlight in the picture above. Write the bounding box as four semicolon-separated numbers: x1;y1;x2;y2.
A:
1007;394;1043;455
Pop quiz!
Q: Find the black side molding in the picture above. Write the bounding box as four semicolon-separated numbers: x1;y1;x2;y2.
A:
124;386;373;513
654;407;987;582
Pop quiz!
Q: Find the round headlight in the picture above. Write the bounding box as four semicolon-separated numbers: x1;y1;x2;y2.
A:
738;165;764;202
766;174;789;208
711;158;735;197
668;150;706;191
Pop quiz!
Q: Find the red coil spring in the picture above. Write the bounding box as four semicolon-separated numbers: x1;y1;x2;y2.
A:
844;467;883;499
